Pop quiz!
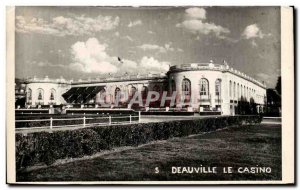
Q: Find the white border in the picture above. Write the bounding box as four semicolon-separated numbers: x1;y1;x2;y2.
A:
4;3;295;186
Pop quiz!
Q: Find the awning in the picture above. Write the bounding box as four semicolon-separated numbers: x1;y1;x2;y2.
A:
62;86;105;103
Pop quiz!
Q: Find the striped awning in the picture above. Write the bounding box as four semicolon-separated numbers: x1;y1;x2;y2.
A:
62;86;105;103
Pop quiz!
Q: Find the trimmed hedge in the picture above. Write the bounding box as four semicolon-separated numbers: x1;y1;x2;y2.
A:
141;111;194;116
16;115;262;170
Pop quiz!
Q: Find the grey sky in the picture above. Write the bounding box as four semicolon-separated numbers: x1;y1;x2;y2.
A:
15;6;281;88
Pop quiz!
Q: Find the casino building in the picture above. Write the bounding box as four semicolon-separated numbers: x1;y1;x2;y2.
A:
24;61;267;115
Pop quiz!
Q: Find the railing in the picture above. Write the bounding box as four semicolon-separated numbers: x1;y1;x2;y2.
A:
169;63;266;88
26;73;167;85
15;112;141;131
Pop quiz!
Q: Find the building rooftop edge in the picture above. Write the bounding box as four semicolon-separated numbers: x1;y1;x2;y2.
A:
23;62;267;89
24;73;167;85
168;62;267;88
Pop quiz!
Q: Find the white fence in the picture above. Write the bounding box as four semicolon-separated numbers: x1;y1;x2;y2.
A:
15;112;141;131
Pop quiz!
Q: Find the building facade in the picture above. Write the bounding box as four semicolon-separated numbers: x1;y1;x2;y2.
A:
24;61;267;115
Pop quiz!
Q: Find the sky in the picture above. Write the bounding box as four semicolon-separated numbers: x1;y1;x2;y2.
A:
15;6;281;88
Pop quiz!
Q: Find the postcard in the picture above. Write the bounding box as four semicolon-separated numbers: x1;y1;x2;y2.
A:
6;6;294;185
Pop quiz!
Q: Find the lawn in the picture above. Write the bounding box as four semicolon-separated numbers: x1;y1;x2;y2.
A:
17;123;281;181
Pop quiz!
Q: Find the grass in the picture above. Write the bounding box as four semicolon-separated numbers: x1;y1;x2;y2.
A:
17;123;281;181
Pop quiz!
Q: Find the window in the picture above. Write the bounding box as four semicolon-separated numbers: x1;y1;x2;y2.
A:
141;86;148;99
130;86;137;97
182;78;191;96
100;89;106;102
237;84;239;99
37;88;44;100
50;89;55;100
241;85;243;98
199;78;209;95
215;79;221;96
115;87;121;101
229;80;232;98
27;88;32;101
233;82;236;98
171;80;176;92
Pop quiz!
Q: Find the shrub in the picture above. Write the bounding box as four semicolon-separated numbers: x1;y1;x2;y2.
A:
15;115;262;170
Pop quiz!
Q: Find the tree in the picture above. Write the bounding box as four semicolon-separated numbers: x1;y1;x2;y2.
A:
275;76;281;95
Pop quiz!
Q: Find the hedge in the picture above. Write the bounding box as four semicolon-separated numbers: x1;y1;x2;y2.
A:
15;115;262;170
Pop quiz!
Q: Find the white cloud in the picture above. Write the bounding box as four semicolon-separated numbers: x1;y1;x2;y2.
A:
185;7;206;19
176;19;230;38
16;15;120;36
128;20;142;27
69;38;118;73
140;56;170;72
138;44;165;52
114;31;120;37
138;43;181;53
251;40;258;47
176;8;230;39
242;24;271;47
32;61;65;68
177;48;184;52
125;35;134;41
69;38;169;74
242;24;271;39
147;30;155;34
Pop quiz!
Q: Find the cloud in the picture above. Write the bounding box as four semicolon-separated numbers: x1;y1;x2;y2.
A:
32;61;65;68
176;19;230;38
125;35;134;41
147;30;155;34
16;15;120;36
251;40;258;47
140;56;170;72
242;24;271;47
128;20;142;27
69;38;169;74
242;24;271;39
185;7;206;19
256;72;274;85
176;8;230;39
177;48;184;52
138;43;181;53
69;38;118;73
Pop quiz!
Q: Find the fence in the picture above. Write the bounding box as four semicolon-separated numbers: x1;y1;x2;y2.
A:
15;111;141;131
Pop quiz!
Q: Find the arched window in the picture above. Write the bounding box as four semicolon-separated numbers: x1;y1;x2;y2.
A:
241;85;243;98
100;89;106;103
199;78;209;95
141;86;148;99
182;78;191;96
50;89;56;100
229;80;232;98
171;80;176;92
237;83;240;99
233;82;236;98
27;88;32;101
130;86;137;97
115;87;121;102
215;79;221;96
37;88;44;100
